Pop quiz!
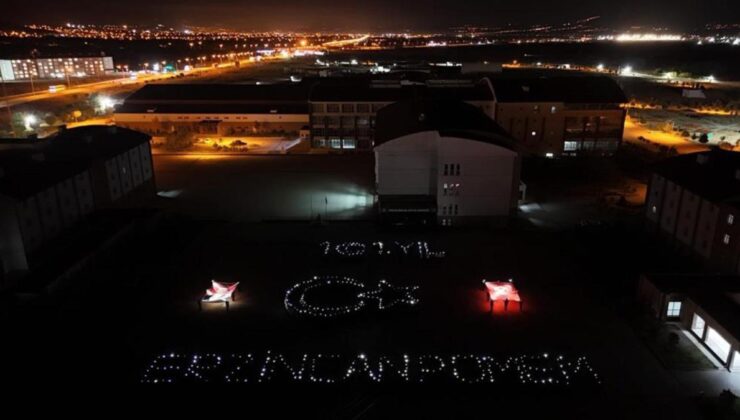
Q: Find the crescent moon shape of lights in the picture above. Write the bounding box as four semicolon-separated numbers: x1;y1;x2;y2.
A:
284;276;419;318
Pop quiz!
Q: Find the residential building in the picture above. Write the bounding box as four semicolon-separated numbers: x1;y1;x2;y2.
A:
0;56;114;80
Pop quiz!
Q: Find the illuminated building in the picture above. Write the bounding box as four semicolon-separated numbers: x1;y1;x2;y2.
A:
0;56;114;81
638;274;740;372
115;83;311;137
374;100;520;226
645;150;740;273
116;74;627;158
0;126;154;288
308;77;495;152
487;75;627;157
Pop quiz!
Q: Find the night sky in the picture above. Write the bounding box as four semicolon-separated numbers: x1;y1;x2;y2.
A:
2;0;738;31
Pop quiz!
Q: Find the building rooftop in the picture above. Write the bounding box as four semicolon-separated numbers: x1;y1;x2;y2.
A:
486;75;627;104
123;82;313;104
0;125;151;199
653;149;740;202
116;102;309;115
374;100;515;150
309;79;494;102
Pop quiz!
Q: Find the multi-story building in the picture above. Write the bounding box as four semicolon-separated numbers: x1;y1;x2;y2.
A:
488;75;627;157
115;73;627;157
645;150;740;273
115;83;311;137
374;100;520;226
638;274;740;372
0;56;114;80
0;126;154;288
308;78;496;152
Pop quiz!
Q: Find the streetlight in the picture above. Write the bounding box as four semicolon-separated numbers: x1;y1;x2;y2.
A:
23;114;38;131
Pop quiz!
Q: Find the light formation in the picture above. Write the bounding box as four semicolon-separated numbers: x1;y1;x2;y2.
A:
141;351;602;386
320;241;446;259
284;276;419;318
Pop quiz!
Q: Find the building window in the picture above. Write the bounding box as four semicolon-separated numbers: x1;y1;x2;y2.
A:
455;164;461;176
342;138;356;149
724;234;731;245
330;138;341;149
342;104;355;113
443;164;449;176
326;104;340;113
705;327;732;362
454;204;459;215
728;214;734;225
550;106;557;114
651;205;657;214
443;183;448;195
666;301;681;317
564;141;578;151
691;313;705;338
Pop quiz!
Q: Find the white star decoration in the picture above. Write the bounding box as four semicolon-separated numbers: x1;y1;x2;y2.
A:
358;279;419;310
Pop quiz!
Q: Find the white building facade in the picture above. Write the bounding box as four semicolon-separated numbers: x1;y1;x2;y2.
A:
374;101;520;226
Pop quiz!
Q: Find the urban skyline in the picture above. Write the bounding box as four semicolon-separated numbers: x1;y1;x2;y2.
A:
1;0;739;31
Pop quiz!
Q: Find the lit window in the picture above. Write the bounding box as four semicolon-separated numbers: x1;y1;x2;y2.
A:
652;206;657;214
731;351;740;372
666;301;681;317
691;313;705;337
705;327;731;362
564;141;578;151
724;234;731;245
550;106;557;114
728;214;734;225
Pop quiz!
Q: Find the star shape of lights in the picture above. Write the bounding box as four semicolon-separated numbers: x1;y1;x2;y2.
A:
358;279;419;310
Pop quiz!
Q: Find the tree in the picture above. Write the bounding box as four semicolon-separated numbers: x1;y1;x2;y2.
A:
164;127;195;151
10;113;28;138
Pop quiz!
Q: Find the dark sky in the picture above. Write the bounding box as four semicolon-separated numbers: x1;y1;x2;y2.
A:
2;0;738;31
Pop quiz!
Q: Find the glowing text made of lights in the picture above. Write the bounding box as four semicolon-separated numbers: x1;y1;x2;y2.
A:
284;276;419;318
320;241;446;259
141;351;601;386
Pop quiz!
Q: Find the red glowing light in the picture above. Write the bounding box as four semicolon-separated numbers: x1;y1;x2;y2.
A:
484;281;521;302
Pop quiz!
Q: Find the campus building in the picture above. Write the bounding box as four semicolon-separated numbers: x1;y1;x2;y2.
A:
645;150;740;274
308;78;495;152
0;126;154;289
115;83;311;137
488;75;627;157
638;274;740;372
0;56;114;80
114;73;626;156
374;100;520;226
